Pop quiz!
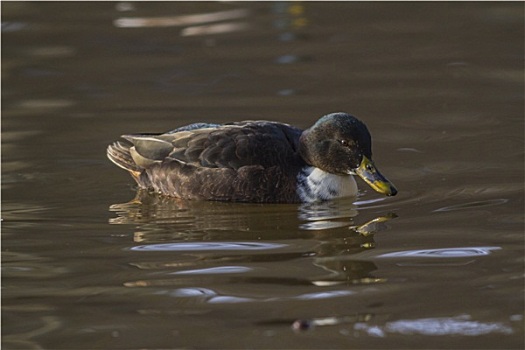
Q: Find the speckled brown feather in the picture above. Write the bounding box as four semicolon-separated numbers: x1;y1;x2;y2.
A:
107;121;306;203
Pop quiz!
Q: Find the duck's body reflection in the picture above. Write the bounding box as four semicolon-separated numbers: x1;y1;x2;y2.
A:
110;190;397;287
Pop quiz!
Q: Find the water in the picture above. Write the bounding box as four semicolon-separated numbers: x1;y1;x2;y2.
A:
2;2;524;349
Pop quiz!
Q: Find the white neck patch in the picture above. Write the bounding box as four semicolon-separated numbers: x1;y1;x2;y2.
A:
296;166;358;203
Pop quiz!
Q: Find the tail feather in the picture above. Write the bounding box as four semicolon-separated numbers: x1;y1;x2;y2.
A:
107;141;142;178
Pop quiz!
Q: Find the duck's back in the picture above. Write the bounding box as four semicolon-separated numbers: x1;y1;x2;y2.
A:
107;121;306;203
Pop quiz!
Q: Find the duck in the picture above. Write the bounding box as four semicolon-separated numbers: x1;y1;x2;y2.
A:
107;112;397;203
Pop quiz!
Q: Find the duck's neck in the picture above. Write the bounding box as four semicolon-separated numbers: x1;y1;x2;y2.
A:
296;166;358;203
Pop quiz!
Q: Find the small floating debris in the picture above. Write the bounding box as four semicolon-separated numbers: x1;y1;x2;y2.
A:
292;319;314;331
291;314;373;332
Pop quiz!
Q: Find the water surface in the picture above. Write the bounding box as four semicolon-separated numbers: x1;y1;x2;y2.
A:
2;2;524;349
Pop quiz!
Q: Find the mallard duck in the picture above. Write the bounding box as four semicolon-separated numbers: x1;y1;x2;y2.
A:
107;112;397;203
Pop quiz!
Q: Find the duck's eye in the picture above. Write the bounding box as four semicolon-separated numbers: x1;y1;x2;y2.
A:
340;140;349;147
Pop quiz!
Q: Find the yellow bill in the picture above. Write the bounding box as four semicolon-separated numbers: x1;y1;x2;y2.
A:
355;156;397;196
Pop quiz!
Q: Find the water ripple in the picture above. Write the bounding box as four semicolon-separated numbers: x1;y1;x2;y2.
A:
299;221;350;230
162;287;217;297
172;266;251;275
130;242;287;252
434;198;509;212
294;290;354;300
159;287;354;304
377;246;501;259
354;314;513;337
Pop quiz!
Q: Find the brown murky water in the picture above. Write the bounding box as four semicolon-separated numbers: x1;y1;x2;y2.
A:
2;2;524;349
